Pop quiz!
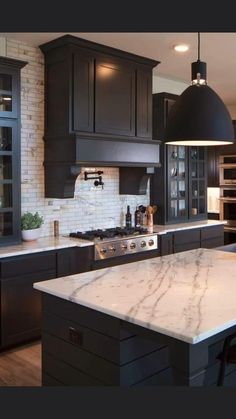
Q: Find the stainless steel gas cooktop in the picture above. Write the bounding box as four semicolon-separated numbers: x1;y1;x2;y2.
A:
69;227;158;260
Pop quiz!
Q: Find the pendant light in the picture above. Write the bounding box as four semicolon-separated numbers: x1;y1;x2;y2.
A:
165;33;235;146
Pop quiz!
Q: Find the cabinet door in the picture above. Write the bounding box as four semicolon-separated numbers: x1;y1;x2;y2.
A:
95;56;135;137
207;146;220;187
167;145;188;223
0;251;57;348
201;225;224;248
0;66;19;118
73;51;94;132
136;68;152;139
189;147;207;219
173;228;201;253
57;246;93;277
0;270;56;348
160;234;173;256
0;119;20;245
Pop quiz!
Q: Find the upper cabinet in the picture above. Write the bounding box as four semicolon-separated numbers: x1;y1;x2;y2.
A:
73;50;94;133
40;36;159;141
40;35;160;198
207;121;236;187
151;92;207;224
95;56;136;137
0;66;19;118
0;57;27;246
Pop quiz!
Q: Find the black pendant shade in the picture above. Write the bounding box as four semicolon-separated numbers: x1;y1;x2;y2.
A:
165;84;235;146
165;32;235;146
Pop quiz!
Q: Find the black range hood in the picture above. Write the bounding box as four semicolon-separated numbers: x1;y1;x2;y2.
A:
44;135;160;198
40;35;161;198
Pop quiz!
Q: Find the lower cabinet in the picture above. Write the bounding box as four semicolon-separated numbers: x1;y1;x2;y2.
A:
159;234;173;256
173;229;201;253
0;246;94;350
159;225;224;256
57;246;93;277
0;251;57;349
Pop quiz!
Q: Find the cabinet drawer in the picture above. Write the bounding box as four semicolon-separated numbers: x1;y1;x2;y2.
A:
201;225;224;240
201;237;224;249
0;251;56;278
174;229;200;245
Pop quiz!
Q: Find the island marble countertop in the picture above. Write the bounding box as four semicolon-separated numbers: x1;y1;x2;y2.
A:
34;248;236;344
153;219;226;235
0;236;94;258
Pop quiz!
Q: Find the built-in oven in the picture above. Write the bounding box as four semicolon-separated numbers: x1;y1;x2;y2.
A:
219;155;236;185
219;155;236;231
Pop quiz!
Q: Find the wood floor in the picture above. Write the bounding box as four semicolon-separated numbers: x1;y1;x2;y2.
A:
0;341;41;386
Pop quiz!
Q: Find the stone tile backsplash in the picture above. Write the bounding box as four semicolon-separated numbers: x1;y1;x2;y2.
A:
5;38;150;237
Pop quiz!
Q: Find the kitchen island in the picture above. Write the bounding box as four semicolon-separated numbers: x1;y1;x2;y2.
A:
34;248;236;386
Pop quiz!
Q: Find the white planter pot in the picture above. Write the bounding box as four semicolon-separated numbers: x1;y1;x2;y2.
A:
22;228;41;241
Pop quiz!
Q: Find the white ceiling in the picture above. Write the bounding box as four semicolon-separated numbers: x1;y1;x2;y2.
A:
2;32;236;105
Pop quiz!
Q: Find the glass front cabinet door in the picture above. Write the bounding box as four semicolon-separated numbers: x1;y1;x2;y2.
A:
0;58;27;245
167;145;207;223
189;146;207;219
168;145;188;222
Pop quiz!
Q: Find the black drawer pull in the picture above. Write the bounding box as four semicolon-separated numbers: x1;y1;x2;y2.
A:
69;327;83;346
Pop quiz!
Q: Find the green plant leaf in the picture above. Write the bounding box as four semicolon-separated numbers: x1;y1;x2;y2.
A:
21;211;44;230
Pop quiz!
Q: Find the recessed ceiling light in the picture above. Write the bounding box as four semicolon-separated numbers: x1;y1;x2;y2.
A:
174;44;189;53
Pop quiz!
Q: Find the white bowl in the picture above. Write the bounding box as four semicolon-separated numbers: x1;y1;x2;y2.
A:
22;228;41;241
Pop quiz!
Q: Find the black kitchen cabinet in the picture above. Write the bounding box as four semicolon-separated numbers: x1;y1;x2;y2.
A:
201;224;224;248
73;50;94;133
151;92;207;224
173;229;201;253
159;233;173;256
0;245;94;350
0;58;27;245
0;251;57;348
136;67;153;139
207;121;236;187
57;246;93;277
207;146;220;187
41;36;158;141
158;224;224;256
95;56;136;137
40;35;159;198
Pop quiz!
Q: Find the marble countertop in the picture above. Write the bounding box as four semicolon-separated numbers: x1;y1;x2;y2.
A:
34;248;236;344
0;220;225;258
0;236;94;258
153;220;226;235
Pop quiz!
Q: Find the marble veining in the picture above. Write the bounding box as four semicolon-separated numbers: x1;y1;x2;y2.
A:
34;248;236;344
0;236;94;258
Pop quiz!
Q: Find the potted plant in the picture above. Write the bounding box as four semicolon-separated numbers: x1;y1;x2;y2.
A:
21;211;44;241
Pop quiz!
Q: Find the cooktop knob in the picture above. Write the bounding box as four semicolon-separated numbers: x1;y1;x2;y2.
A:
109;246;116;252
121;244;128;250
130;242;136;249
148;239;154;247
141;240;146;248
100;248;107;254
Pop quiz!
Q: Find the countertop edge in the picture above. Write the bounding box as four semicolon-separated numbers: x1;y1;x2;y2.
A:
0;237;94;259
34;278;236;345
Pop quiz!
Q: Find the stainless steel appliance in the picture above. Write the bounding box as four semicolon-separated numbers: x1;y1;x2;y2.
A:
69;227;158;261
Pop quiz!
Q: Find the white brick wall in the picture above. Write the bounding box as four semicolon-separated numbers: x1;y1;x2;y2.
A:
5;38;150;237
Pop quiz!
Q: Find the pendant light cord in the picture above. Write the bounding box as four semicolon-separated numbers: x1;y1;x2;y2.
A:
198;32;200;61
